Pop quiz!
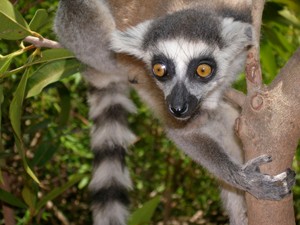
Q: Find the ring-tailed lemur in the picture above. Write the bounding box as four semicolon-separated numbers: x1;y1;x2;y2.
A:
54;0;295;225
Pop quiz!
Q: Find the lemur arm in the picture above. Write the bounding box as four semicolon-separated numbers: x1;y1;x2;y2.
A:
170;131;295;200
54;0;117;74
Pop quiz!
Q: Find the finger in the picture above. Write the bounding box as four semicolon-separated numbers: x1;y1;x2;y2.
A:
243;155;272;171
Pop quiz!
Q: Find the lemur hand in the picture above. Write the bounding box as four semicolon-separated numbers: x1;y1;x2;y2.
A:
241;155;295;200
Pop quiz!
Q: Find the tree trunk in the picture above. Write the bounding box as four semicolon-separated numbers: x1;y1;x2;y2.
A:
234;1;300;223
237;46;300;224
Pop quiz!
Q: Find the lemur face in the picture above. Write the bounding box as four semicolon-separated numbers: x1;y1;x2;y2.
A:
111;9;253;119
147;40;221;119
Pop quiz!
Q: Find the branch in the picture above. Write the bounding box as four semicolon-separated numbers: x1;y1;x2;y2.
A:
224;88;246;108
23;36;62;49
240;46;300;225
238;1;299;224
270;46;300;94
245;0;265;92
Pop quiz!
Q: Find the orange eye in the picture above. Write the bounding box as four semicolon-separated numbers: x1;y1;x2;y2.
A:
153;63;167;77
196;64;212;78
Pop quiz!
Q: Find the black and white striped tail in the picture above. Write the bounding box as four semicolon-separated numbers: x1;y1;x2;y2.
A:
54;1;136;223
86;68;136;225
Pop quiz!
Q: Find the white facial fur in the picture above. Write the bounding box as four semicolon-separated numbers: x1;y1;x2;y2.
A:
144;38;248;110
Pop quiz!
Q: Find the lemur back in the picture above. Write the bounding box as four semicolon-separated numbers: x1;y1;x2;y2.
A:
54;1;295;225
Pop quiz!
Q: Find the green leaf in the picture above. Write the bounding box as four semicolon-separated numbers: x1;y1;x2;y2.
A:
32;49;75;65
26;59;84;98
78;176;90;189
0;0;29;27
263;27;291;59
26;119;51;135
0;188;27;208
1;49;75;78
36;174;85;213
31;141;58;167
9;71;29;141
29;9;48;31
128;196;160;225
273;29;294;52
19;144;40;184
22;185;37;209
0;0;32;40
56;82;71;126
279;8;300;27
0;13;29;40
0;55;13;74
9;68;40;184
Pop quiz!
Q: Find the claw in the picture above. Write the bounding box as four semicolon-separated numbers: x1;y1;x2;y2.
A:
286;168;296;177
270;168;295;200
273;171;288;181
286;168;296;186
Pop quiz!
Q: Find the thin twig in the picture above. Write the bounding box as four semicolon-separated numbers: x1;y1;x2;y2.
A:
23;36;62;49
251;0;265;49
224;88;246;107
53;204;70;225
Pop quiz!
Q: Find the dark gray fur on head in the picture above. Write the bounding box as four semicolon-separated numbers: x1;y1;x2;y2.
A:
142;9;223;50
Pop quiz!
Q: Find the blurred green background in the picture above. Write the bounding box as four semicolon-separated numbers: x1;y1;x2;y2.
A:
0;0;300;224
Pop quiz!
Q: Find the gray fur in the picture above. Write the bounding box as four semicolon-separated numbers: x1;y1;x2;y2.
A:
54;0;295;225
142;9;223;50
54;0;118;74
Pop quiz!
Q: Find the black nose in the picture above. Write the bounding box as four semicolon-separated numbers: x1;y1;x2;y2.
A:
169;104;189;117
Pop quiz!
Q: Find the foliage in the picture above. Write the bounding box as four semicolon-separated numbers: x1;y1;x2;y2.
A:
0;0;299;224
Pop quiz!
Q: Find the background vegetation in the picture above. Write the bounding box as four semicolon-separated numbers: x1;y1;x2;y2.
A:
0;0;299;224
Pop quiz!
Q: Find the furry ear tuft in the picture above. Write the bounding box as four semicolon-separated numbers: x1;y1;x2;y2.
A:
221;17;254;50
110;20;153;59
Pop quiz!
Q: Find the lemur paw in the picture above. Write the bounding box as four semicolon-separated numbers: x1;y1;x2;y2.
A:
241;155;295;200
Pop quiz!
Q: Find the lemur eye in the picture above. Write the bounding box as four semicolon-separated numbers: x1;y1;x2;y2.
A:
153;63;167;77
196;64;212;78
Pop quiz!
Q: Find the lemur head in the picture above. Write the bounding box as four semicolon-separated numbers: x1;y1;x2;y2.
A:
111;8;253;120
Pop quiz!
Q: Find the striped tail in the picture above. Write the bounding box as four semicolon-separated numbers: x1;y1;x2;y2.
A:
86;68;137;225
54;1;137;223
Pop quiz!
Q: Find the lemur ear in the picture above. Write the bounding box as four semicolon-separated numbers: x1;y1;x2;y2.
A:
110;20;153;59
221;17;254;50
